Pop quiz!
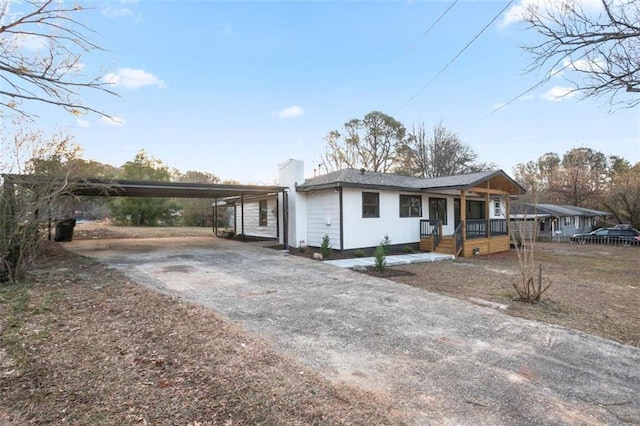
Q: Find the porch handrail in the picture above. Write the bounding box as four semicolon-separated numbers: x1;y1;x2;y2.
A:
420;219;441;250
454;221;464;255
432;220;441;250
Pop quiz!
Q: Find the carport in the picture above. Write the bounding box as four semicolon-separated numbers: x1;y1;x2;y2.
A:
69;179;290;246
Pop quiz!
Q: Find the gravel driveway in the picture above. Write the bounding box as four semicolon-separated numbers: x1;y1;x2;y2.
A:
67;237;640;425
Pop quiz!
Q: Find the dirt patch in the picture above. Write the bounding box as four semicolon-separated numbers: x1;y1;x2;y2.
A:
0;241;402;425
73;222;215;240
384;243;640;348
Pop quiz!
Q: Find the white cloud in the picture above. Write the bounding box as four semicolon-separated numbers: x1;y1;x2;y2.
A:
99;115;125;126
13;34;47;51
76;119;90;128
541;85;577;102
102;7;133;18
274;105;304;119
103;68;167;90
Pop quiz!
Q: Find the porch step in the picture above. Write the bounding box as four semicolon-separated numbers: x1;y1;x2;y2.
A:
434;236;456;256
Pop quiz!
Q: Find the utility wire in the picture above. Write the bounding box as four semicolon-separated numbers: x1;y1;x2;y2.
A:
402;0;459;57
400;0;514;110
484;49;594;118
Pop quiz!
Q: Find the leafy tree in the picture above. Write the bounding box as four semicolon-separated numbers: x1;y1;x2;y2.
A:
320;111;407;173
0;0;114;117
175;170;220;227
521;0;640;108
109;151;180;226
398;122;494;178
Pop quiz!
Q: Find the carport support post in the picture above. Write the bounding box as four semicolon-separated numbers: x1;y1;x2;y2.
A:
213;198;217;236
240;195;244;236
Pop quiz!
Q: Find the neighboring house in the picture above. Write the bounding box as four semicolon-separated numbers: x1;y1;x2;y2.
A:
267;160;525;257
509;203;610;237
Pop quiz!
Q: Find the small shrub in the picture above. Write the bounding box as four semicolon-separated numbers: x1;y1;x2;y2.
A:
320;234;332;258
298;246;307;253
381;234;392;255
374;245;386;272
402;245;414;253
353;249;365;258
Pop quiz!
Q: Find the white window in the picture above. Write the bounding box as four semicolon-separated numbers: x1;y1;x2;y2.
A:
493;200;501;217
575;216;580;229
563;216;575;227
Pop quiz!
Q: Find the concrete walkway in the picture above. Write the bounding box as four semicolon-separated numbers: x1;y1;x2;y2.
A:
67;237;640;425
325;252;454;268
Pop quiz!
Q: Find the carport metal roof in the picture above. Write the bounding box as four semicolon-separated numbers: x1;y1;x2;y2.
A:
71;179;287;199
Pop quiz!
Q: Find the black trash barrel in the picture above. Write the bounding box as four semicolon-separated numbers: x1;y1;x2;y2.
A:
54;219;76;242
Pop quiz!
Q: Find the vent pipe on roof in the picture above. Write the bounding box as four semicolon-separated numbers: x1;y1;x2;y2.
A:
360;168;365;175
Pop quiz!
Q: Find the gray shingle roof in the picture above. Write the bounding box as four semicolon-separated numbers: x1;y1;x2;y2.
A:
511;203;609;217
296;168;521;192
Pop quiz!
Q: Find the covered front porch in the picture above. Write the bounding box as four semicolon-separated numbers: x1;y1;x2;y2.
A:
419;218;510;257
417;172;522;257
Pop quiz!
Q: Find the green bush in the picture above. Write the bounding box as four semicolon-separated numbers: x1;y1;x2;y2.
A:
320;234;332;258
353;249;365;258
374;245;386;272
402;245;414;253
298;246;307;253
381;234;392;255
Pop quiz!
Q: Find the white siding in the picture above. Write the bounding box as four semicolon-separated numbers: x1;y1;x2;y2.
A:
240;196;278;238
342;189;427;250
306;189;341;249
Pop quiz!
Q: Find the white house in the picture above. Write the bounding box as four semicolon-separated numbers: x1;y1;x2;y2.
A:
268;160;525;256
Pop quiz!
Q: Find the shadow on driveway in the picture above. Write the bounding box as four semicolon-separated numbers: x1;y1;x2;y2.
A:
68;237;640;424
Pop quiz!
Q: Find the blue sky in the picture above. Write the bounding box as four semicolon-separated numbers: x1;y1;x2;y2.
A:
20;0;640;183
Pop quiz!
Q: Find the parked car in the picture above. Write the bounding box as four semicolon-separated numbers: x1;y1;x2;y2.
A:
571;227;640;245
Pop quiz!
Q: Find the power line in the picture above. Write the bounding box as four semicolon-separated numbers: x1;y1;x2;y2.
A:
400;0;514;110
402;0;459;57
484;49;595;118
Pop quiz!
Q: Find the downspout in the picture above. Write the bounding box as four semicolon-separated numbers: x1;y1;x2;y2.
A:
339;186;344;252
283;189;289;248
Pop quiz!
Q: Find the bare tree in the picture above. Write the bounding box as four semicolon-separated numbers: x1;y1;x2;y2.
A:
522;0;640;108
400;121;494;178
1;127;86;282
0;0;115;117
600;162;640;228
320;111;406;173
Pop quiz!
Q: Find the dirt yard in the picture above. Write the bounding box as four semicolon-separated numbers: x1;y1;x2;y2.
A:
385;243;640;348
0;224;402;425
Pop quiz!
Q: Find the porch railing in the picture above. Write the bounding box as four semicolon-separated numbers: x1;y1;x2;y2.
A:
420;219;441;250
490;219;508;236
466;219;487;239
466;219;508;239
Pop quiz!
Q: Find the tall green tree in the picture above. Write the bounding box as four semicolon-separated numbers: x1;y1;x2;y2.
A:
109;150;179;226
175;170;220;227
320;111;407;173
